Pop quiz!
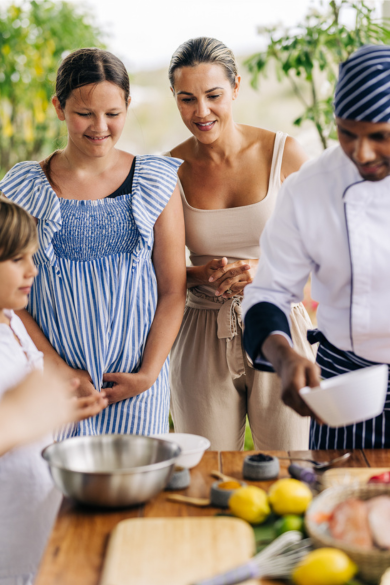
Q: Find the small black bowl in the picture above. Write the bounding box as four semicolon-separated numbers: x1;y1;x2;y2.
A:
243;453;280;481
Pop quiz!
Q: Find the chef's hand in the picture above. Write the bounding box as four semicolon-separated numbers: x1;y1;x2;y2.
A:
209;258;258;298
102;372;152;405
187;257;251;292
262;334;322;421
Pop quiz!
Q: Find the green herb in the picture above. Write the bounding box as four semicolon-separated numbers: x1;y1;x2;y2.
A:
245;0;390;150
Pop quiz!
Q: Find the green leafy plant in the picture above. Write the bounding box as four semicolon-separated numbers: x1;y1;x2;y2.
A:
245;0;390;149
0;0;105;173
244;417;254;451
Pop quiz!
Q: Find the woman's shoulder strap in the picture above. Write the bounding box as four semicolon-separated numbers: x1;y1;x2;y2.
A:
269;131;288;191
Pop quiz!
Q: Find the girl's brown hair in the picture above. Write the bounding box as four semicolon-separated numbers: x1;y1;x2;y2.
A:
43;48;130;187
0;196;38;261
169;37;238;91
55;47;130;109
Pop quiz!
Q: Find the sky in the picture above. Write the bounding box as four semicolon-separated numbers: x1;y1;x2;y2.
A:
74;0;384;72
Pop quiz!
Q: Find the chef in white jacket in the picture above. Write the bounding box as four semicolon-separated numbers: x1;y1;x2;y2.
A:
243;45;390;450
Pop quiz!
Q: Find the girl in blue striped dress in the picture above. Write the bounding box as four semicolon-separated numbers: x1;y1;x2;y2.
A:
0;48;186;438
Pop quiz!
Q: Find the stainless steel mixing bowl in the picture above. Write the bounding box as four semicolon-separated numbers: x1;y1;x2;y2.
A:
42;434;181;508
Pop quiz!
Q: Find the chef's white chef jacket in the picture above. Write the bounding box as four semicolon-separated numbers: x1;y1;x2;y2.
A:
242;144;390;365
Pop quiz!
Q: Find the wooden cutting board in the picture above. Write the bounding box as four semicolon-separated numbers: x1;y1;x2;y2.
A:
322;467;390;489
100;517;257;585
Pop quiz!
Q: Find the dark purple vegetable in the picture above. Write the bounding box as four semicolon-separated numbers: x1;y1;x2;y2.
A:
288;463;318;486
247;453;274;463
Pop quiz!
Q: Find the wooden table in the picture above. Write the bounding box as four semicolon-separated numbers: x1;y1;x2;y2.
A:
35;449;390;585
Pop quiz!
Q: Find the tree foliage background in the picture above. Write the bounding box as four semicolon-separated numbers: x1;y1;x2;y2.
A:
245;0;390;149
0;0;105;173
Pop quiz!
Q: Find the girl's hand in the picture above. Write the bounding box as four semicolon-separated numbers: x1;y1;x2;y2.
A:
0;369;107;453
71;392;108;421
102;372;152;405
209;259;258;298
68;368;99;398
64;369;107;418
1;369;78;444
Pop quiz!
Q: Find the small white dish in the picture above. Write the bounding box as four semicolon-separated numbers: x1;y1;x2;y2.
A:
152;433;210;468
299;364;388;428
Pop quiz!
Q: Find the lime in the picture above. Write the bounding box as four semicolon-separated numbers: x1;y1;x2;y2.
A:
293;548;357;585
274;514;304;536
228;486;270;524
268;478;312;515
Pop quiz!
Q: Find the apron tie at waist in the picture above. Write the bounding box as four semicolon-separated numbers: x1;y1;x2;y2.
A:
308;328;381;367
187;288;249;379
217;295;242;339
307;328;327;346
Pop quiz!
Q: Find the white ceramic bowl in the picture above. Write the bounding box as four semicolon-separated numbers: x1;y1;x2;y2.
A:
152;433;210;468
299;364;388;427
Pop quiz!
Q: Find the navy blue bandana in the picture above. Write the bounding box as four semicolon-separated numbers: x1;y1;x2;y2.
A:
334;45;390;122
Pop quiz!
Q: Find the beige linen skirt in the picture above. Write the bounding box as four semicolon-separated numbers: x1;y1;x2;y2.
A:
170;289;315;451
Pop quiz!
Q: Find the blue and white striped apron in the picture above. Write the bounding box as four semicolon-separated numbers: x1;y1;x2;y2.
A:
308;329;390;449
0;155;182;438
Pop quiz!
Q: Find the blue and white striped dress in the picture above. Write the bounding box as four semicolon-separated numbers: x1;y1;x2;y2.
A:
0;155;182;438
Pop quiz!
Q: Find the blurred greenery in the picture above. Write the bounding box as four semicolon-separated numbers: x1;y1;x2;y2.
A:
244;417;254;451
245;0;390;149
0;0;105;174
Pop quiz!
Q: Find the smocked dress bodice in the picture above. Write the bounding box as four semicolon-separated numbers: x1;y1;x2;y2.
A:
0;155;182;437
52;196;139;261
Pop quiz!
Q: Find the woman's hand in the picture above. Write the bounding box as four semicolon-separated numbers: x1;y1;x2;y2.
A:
102;372;152;405
187;257;228;288
209;258;258;298
187;257;254;295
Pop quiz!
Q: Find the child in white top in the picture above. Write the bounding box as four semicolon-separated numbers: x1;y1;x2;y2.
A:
0;196;107;584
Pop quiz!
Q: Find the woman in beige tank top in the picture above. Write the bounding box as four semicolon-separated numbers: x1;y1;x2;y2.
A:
166;37;315;450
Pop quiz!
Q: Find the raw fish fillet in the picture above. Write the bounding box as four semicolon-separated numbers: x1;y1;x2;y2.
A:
367;495;390;550
329;498;373;549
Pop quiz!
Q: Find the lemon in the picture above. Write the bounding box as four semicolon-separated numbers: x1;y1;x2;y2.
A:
274;514;305;536
268;478;312;515
228;486;270;524
293;548;357;585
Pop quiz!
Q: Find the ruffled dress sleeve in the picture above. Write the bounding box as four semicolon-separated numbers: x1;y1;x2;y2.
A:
0;161;62;267
131;154;182;249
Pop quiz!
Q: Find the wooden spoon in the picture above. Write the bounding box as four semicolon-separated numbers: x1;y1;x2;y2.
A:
210;470;239;483
166;494;210;507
